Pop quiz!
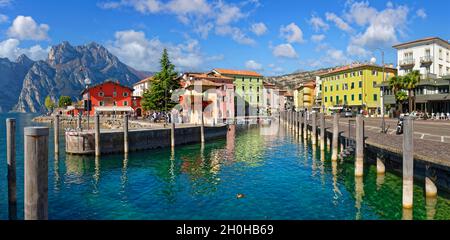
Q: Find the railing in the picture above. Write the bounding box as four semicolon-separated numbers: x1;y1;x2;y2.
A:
399;58;415;67
421;73;438;79
420;56;433;64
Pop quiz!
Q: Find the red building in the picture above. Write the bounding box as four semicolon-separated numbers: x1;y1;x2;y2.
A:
69;80;142;117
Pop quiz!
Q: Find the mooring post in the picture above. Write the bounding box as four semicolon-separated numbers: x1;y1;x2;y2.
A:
95;113;100;157
201;113;205;143
355;115;364;177
24;127;49;220
303;112;308;140
124;114;129;154
320;113;325;151
312;112;317;145
331;113;339;161
6;118;17;220
377;152;386;174
425;165;437;198
402;116;414;209
77;112;82;131
54;114;60;154
171;122;176;148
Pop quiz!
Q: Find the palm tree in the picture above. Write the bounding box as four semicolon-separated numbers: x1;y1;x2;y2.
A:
389;75;404;113
403;70;421;113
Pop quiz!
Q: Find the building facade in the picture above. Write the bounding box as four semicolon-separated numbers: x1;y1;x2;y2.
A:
294;81;316;111
321;64;397;115
393;37;450;78
213;69;264;117
133;77;153;97
262;82;281;116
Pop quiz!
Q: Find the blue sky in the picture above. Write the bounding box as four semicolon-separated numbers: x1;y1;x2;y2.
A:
0;0;449;75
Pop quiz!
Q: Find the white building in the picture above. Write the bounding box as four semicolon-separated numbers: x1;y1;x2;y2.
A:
393;37;450;78
132;77;153;97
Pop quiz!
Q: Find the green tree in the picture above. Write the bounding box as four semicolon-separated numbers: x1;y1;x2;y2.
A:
141;49;180;112
403;70;421;113
58;96;73;108
44;95;56;112
389;75;405;113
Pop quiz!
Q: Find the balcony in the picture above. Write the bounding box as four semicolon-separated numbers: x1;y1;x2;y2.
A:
399;58;415;68
421;73;437;80
420;56;433;65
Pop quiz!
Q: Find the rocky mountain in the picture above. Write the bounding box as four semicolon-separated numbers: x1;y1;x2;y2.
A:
264;67;335;90
10;41;148;113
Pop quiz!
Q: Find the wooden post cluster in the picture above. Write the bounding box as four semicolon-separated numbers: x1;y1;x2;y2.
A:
6;118;17;220
24;127;49;220
355;115;364;177
402;116;414;209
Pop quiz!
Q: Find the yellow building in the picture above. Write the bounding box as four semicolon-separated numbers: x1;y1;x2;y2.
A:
321;64;397;115
294;81;316;111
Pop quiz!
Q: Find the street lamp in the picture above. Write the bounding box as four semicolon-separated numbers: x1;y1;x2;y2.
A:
373;48;387;134
84;77;92;130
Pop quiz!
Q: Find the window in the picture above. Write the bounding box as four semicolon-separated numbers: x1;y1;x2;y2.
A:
123;92;129;97
373;81;377;87
358;94;362;101
351;82;355;89
330;96;333;103
331;86;333;91
336;96;340;104
336;84;339;91
123;101;128;106
242;86;245;91
344;95;347;103
320;85;322;91
344;73;348;78
257;87;260;92
372;70;378;76
359;81;362;88
373;94;378;101
325;97;328;103
113;101;117;106
325;86;328;92
344;83;348;90
98;92;104;97
257;78;260;82
257;96;260;102
439;64;443;76
439;49;443;60
99;101;104;106
359;71;363;76
113;92;117;97
447;52;450;62
351;94;354;101
352;72;356;77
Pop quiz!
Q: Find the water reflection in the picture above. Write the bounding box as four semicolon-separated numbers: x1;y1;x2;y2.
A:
93;156;101;194
121;154;129;193
331;160;342;205
54;153;61;191
376;173;385;191
402;207;413;220
426;196;437;220
354;176;364;220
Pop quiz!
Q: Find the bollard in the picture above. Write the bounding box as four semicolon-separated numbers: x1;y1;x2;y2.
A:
95;113;101;157
6;118;17;220
54;114;60;154
124;114;129;154
312;112;317;145
171;122;176;148
77;113;82;130
425;165;437;198
331;114;339;161
201;113;205;143
24;127;49;220
402;116;414;209
355;115;364;177
377;152;385;174
320;113;325;151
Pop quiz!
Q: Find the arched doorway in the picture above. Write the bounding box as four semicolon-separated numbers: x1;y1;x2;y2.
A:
136;108;142;117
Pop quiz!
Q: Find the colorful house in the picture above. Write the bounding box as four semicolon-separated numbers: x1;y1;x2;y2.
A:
179;72;235;124
320;63;397;115
133;77;154;97
212;69;264;117
294;81;317;111
262;82;281;116
78;80;142;117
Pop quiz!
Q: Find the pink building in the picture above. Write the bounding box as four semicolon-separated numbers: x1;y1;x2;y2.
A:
179;72;235;124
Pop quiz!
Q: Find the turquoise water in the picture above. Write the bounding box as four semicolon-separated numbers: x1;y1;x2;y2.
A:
0;113;449;220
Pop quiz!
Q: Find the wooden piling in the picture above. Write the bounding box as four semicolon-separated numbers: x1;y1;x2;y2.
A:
331;114;339;161
95;113;101;157
124;114;129;154
6;118;17;220
312;112;317;145
24;127;49;220
54;114;60;154
402;116;414;209
355;115;364;177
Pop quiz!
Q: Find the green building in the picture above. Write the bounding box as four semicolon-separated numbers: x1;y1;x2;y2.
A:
213;69;264;117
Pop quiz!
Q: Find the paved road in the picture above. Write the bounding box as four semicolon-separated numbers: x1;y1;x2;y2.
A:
337;117;450;144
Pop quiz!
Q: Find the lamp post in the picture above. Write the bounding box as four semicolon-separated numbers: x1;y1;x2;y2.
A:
373;49;386;134
84;77;91;130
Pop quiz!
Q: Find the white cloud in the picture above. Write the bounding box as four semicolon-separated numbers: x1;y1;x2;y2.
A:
99;0;162;13
245;60;262;70
215;25;255;45
7;16;50;41
280;23;304;44
0;0;12;7
309;16;329;32
250;22;267;36
106;29;219;71
272;43;297;58
0;38;49;61
0;14;7;23
416;8;427;19
215;1;245;26
325;12;352;32
346;44;370;57
344;1;377;26
311;34;325;43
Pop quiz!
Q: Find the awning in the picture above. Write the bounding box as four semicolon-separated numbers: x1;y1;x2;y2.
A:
95;106;134;112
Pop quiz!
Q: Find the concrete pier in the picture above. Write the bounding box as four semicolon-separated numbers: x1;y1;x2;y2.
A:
402;116;414;209
320;113;325;151
312;112;317;145
24;127;49;220
425;165;437;198
331;114;339;161
303;112;308;140
6;118;17;220
124;114;129;154
54;114;60;154
355;115;364;177
94;113;100;157
171;122;176;148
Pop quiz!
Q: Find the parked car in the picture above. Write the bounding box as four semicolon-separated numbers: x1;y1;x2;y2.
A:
340;110;354;118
